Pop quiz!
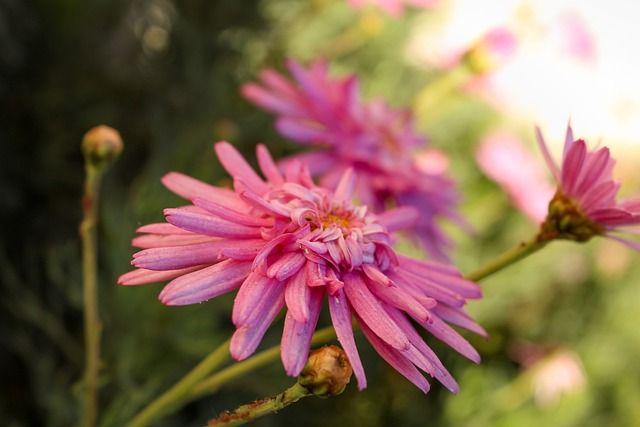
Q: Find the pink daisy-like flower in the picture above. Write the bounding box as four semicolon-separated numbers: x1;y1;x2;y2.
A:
119;142;484;393
536;124;640;248
242;59;463;260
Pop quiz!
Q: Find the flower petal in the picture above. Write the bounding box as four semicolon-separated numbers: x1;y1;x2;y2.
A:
328;288;367;390
159;260;251;305
281;286;324;376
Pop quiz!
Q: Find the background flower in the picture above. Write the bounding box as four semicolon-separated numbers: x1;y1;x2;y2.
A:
537;124;640;248
243;59;464;260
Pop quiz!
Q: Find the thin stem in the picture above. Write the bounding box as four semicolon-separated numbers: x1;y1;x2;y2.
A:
465;236;549;283
208;382;312;426
81;164;104;427
125;338;231;427
189;325;337;400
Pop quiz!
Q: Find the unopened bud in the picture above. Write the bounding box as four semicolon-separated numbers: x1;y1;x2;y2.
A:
82;125;123;169
297;345;352;398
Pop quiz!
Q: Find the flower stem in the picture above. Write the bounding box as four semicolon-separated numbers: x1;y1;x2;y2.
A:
80;163;104;427
208;382;312;426
125;338;231;427
80;125;122;427
465;236;549;283
188;325;337;400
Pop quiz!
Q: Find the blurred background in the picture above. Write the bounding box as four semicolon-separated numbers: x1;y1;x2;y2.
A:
1;0;640;426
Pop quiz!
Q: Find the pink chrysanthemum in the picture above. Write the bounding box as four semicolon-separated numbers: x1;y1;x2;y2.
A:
242;59;463;260
536;124;640;248
119;142;484;393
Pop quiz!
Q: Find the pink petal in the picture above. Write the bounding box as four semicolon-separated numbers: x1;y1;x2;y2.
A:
342;272;410;351
214;142;270;196
333;168;356;203
158;259;251;305
358;319;431;393
259;69;299;99
161;172;238;206
266;251;307;281
430;304;488;337
285;267;312;323
275;118;328;144
280;286;324;376
418;315;481;363
257;144;284;186
132;241;228;270
132;233;216;249
606;234;640;251
165;208;262;239
561;139;587;195
136;223;195;235
375;207;419;233
386;308;459;394
328;288;367;390
362;265;430;323
390;268;465;308
230;289;285;360
536;126;560;182
232;273;283;328
118;266;201;286
239;190;291;217
574;148;611;196
241;83;302;117
278;151;337;177
192;197;273;227
219;239;268;261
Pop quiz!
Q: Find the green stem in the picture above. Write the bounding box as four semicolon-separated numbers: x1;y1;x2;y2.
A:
189;325;337;400
465;236;549;283
125;338;231;427
208;382;312;426
81;164;104;427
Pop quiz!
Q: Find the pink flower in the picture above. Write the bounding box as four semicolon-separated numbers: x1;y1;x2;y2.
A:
242;59;463;260
119;142;484;393
537;124;640;248
476;132;554;223
347;0;438;16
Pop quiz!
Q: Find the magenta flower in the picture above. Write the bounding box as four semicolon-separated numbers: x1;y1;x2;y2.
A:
536;124;640;248
119;142;484;393
242;59;463;260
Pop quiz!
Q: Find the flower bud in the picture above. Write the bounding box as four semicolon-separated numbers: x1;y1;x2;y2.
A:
82;125;123;169
297;345;352;398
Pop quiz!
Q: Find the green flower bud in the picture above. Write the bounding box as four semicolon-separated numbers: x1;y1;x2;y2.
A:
82;125;123;169
298;345;353;398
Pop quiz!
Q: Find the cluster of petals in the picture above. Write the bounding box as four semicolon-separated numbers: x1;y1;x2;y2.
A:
119;141;484;393
537;124;640;249
347;0;438;16
242;59;463;260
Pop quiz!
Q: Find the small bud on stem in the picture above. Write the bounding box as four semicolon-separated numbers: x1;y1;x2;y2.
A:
298;345;353;398
208;346;353;426
82;125;123;169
